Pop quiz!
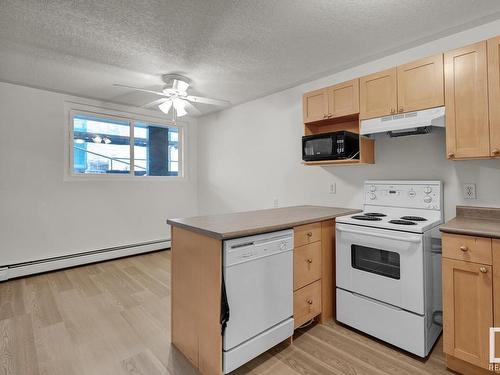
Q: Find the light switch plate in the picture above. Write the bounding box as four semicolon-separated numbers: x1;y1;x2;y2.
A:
463;183;477;199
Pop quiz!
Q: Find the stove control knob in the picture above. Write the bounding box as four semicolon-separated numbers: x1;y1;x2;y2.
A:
368;192;376;200
423;196;432;203
408;190;416;198
370;185;376;192
424;186;432;194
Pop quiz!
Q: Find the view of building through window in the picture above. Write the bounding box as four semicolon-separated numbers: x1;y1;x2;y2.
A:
72;114;180;177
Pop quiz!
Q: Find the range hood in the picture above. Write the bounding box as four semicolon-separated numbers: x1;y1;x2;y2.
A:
360;106;445;137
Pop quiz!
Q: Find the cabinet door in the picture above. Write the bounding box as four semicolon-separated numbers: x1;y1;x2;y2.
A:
303;88;328;123
359;68;397;120
397;54;444;113
444;41;490;159
327;79;359;118
443;258;493;369
488;36;500;158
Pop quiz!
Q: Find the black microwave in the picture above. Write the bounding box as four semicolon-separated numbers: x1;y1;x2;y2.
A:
302;131;359;161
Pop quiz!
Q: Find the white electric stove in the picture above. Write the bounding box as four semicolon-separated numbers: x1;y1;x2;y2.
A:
335;180;443;357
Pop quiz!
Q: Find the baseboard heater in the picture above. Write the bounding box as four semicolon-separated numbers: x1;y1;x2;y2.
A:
0;239;171;282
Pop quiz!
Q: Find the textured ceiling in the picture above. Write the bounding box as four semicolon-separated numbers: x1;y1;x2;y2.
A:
1;0;500;116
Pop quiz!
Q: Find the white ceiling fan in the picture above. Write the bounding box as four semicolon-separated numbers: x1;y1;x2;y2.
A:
114;74;230;119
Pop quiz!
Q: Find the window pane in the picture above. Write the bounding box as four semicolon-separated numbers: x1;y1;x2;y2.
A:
134;123;180;176
73;114;131;174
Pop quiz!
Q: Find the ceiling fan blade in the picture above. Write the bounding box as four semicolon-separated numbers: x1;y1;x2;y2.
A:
186;95;230;106
184;101;202;116
113;84;169;97
142;97;170;109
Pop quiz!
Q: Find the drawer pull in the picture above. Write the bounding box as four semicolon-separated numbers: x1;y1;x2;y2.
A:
480;267;488;273
307;258;313;264
306;232;313;237
307;299;313;305
460;245;468;252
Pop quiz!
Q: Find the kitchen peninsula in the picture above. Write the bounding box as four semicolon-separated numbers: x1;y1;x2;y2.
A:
167;205;360;375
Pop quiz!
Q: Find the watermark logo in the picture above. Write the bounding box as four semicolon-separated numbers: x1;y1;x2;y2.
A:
490;328;500;371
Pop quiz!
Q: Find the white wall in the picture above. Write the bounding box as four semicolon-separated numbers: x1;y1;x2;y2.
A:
197;19;500;221
0;82;198;265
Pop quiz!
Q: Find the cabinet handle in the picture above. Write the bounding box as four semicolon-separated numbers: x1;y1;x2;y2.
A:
307;299;313;305
480;267;488;273
306;232;313;237
327;114;332;118
492;148;500;156
398;107;404;113
447;152;455;158
307;258;313;264
460;245;468;252
323;114;327;119
390;108;395;114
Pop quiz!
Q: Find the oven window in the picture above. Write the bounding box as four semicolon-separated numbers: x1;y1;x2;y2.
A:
351;245;400;280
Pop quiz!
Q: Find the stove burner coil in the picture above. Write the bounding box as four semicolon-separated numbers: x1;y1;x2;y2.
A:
400;216;427;221
389;219;417;225
351;215;383;221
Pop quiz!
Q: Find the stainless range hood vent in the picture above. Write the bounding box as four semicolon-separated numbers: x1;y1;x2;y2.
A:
361;107;445;137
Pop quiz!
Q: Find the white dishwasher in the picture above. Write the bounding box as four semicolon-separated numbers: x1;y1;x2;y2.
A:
222;229;294;374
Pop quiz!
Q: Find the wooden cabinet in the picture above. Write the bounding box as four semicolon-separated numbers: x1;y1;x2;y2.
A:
327;79;359;118
397;54;444;113
303;79;359;123
442;232;499;373
359;68;397;120
444;41;490;159
443;258;493;369
293;280;322;328
292;220;335;329
294;222;322;247
442;233;492;265
359;55;444;120
303;88;328;123
294;242;321;290
488;36;500;158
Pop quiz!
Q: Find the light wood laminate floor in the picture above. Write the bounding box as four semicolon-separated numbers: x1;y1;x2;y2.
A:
0;250;453;375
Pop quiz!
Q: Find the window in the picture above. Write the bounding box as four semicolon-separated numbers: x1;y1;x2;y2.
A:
71;112;182;177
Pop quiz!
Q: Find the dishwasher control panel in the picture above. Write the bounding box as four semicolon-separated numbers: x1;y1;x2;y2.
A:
223;229;293;267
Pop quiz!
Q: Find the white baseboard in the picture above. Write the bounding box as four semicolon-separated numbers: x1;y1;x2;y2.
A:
0;239;171;281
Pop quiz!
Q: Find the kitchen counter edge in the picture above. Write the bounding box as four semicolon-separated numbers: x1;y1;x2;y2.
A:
167;206;361;240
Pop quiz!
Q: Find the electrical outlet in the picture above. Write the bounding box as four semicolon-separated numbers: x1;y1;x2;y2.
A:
329;183;336;194
273;198;279;208
463;183;477;199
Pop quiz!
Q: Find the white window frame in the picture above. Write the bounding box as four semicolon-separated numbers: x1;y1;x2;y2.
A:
65;103;186;181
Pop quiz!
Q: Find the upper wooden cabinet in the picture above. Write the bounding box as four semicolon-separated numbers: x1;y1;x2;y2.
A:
443;257;493;370
327;79;359;118
488;36;500;158
303;79;359;123
359;68;397;120
303;88;328;123
397;54;444;113
444;41;490;159
359;55;444;120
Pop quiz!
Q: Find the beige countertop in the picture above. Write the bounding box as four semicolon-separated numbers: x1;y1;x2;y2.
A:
167;205;361;240
440;206;500;239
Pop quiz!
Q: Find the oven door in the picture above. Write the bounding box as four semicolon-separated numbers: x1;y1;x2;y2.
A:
336;223;424;314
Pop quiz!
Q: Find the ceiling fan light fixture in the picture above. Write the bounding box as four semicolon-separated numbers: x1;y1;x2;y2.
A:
173;98;188;117
173;79;190;94
158;100;173;114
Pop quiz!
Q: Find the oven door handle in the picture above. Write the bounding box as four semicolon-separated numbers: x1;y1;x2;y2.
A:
337;226;422;243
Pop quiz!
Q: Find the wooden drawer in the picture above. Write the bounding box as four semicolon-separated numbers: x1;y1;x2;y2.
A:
293;280;322;328
294;222;321;247
442;233;492;265
294;242;322;291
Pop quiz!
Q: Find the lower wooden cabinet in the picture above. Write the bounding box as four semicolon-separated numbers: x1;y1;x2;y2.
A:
293;280;322;328
292;220;335;329
443;258;493;369
442;233;497;373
